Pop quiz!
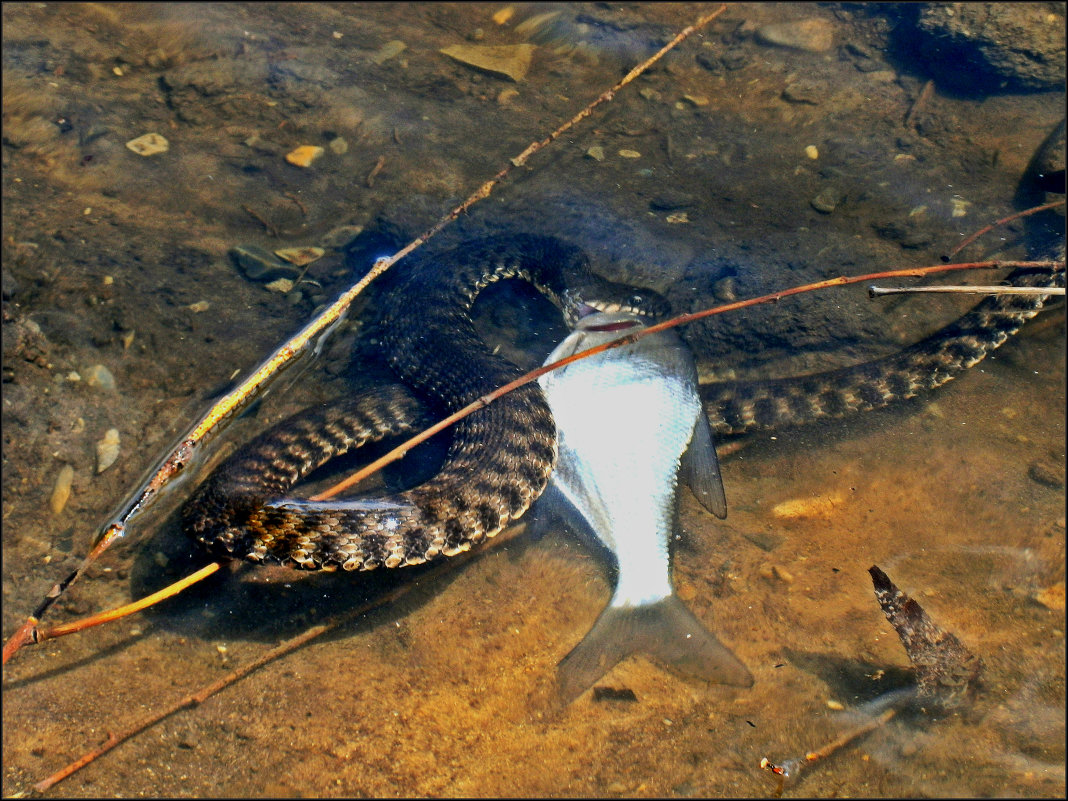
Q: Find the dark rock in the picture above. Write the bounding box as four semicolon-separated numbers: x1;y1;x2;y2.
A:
912;3;1066;93
229;245;301;282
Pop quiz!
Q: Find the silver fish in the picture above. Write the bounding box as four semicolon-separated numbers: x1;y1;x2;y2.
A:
537;311;753;701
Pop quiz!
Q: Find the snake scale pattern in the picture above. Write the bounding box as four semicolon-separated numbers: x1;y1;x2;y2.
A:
182;234;1064;571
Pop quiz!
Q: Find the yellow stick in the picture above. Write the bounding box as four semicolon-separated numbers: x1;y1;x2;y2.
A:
29;563;223;645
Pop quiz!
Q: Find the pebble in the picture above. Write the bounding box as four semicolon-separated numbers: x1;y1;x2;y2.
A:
274;246;325;267
665;212;690;224
265;278;295;294
681;94;710;107
804;144;819;159
95;428;121;474
585;145;605;161
187;300;210;313
439;43;536;82
497;88;519;105
618;149;641;159
125;132;169;156
1028;458;1065;489
713;276;737;301
810;187;843;214
321;225;364;251
755;19;835;52
782;82;822;105
371;40;406;65
50;464;74;515
772;492;844;519
84;364;116;392
649;191;695;211
1035;582;1065;611
328;136;348;155
285;145;324;168
229;245;301;282
826;699;845;711
721;47;751;70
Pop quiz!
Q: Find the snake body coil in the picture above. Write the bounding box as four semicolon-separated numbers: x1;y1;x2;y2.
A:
183;235;662;570
182;235;1063;571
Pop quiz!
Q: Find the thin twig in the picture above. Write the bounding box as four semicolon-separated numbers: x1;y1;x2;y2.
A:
942;199;1065;261
241;204;279;237
311;259;1063;502
761;707;901;797
0;4;726;664
366;155;386;187
27;525;524;794
869;284;1065;297
29;563;223;645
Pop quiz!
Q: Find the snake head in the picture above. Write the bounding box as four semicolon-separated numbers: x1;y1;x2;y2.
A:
561;283;671;327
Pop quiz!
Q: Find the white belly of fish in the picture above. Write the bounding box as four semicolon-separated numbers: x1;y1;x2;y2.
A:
542;343;700;607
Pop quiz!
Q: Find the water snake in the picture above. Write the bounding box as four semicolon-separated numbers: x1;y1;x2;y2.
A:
182;234;1063;571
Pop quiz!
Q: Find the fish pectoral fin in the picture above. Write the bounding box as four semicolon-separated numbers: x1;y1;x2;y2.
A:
556;595;753;704
681;413;728;519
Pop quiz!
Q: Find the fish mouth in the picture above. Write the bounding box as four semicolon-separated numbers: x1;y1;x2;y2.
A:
582;318;644;333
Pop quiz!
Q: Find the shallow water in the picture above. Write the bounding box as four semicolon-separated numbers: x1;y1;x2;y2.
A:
2;3;1064;797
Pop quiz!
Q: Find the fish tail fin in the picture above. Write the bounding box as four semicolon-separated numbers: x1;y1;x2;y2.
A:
557;594;753;703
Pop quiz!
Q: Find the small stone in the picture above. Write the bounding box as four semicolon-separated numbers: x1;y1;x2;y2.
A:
618;149;641;159
804;145;819;160
187;300;211;313
639;87;662;101
1035;582;1065;611
492;6;515;25
682;94;710;107
497;88;519;105
782;82;822;105
265;277;295;293
585;145;605;162
514;10;562;39
285;145;325;168
274;246;325;267
721;47;750;71
125;132;169;156
320;225;364;251
649;191;695;211
772;492;845;519
371;40;406;65
229;245;301;282
440;43;537;83
713;276;737;301
772;565;794;584
95;428;121;474
755;19;835;53
810;187;843;214
665;212;690;224
50;464;74;516
826;699;845;711
328;136;348;155
84;364;116;392
1028;458;1065;489
950;197;970;218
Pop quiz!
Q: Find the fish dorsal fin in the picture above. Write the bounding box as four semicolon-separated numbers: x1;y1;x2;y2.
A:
681;412;727;519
